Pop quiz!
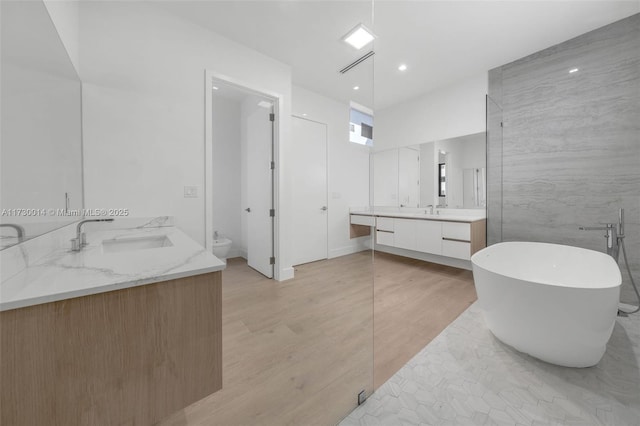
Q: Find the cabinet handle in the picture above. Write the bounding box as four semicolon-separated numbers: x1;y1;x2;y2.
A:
376;230;394;234
442;237;470;243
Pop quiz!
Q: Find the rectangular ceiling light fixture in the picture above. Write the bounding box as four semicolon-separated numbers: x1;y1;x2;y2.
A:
342;23;375;50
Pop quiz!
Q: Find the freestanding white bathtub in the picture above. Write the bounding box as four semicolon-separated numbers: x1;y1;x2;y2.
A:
471;242;621;368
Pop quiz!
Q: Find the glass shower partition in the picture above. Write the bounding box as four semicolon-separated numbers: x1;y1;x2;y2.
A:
486;94;503;245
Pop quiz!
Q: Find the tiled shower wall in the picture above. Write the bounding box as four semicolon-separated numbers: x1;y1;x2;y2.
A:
487;14;640;303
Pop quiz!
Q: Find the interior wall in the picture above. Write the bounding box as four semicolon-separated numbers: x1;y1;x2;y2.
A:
291;86;370;258
375;73;487;152
212;95;242;258
487;14;640;303
78;2;294;278
372;149;399;207
43;0;80;75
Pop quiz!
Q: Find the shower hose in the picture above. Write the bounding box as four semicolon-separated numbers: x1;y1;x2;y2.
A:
618;237;640;315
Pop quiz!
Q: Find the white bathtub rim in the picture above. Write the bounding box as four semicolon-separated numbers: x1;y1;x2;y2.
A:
471;241;622;290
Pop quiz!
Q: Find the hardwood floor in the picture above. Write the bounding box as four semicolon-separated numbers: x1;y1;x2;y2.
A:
160;251;476;426
372;252;477;388
160;252;375;426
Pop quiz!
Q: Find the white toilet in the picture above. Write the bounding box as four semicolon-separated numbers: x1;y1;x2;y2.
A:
212;232;232;263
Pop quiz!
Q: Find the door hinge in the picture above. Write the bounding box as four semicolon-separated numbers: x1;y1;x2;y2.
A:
269;209;275;217
269;113;275;122
269;256;275;265
500;121;504;128
270;161;275;170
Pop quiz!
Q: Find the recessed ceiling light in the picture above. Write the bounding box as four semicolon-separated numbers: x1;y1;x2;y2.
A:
569;68;579;73
398;64;407;71
342;23;375;50
302;113;308;117
353;86;360;91
212;86;219;90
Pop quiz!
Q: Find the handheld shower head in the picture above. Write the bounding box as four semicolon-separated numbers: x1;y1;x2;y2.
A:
618;208;625;237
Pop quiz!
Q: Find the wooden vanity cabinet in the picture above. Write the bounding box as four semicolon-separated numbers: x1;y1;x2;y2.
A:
0;272;222;426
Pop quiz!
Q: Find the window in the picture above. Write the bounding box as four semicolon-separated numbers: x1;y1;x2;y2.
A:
438;163;446;197
349;107;373;146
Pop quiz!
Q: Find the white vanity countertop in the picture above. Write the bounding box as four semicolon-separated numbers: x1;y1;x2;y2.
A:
350;210;486;223
0;226;225;311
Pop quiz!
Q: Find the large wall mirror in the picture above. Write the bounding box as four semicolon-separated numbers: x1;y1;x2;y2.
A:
372;132;486;209
1;0;83;249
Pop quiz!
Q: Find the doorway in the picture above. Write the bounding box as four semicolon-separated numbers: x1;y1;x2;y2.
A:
206;76;277;279
291;116;328;266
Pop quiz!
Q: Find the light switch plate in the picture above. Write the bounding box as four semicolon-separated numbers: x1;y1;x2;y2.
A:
184;186;198;198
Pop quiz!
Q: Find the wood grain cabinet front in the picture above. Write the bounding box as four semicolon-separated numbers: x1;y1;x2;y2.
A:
0;272;222;426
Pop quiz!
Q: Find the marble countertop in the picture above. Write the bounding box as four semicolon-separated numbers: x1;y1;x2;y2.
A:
0;226;225;311
350;210;486;223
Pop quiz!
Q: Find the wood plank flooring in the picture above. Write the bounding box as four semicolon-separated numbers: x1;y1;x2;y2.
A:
160;251;476;426
372;252;477;388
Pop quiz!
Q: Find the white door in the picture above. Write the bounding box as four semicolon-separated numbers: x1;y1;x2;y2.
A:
291;116;328;265
246;100;274;278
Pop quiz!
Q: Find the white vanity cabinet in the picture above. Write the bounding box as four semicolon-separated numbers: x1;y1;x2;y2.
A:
372;216;485;261
416;220;443;254
350;214;375;227
393;218;417;251
375;217;395;246
442;222;472;260
350;212;486;262
389;218;444;255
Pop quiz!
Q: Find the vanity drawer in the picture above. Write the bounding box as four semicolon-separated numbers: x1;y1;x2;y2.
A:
350;214;375;226
442;239;471;260
376;217;394;232
376;230;394;246
442;222;470;241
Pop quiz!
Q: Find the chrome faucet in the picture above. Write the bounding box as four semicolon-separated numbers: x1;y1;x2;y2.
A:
71;218;114;251
579;209;625;261
0;223;26;242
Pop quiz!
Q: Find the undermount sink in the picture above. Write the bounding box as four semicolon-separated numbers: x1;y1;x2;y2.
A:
102;235;173;253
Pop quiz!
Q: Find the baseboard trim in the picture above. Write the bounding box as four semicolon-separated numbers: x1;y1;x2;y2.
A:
227;248;243;259
328;244;369;259
278;266;295;282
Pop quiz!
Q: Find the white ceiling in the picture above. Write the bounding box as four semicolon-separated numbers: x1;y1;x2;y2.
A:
156;1;639;110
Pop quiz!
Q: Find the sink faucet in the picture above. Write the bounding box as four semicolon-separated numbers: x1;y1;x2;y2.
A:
425;205;434;215
71;218;114;251
0;223;26;242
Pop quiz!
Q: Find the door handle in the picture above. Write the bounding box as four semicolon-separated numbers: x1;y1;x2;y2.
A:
245;207;251;212
320;206;327;211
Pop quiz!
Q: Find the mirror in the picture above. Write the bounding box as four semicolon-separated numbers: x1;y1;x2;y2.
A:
373;132;486;209
0;0;83;249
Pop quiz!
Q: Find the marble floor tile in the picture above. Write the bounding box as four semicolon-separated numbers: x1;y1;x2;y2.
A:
340;302;640;426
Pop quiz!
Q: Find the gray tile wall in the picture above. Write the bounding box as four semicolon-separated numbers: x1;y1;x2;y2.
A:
487;14;640;303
